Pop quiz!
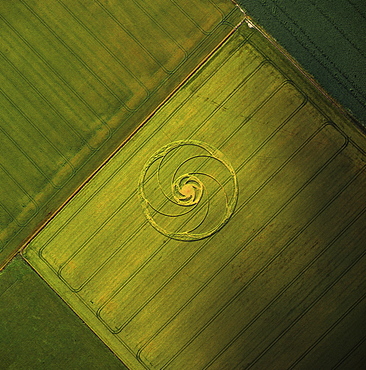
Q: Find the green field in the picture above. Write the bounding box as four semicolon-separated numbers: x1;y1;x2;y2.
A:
24;20;366;369
0;256;127;369
237;0;366;127
0;0;243;268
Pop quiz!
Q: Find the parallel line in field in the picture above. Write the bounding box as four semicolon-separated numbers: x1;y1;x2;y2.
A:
59;58;285;290
19;0;127;107
0;14;112;136
68;69;285;295
0;113;57;189
0;85;75;188
243;218;366;370
98;96;310;333
0;51;92;150
18;5;244;263
206;0;226;17
308;0;366;59
347;0;366;19
137;124;348;366
333;334;366;369
19;11;365;368
110;88;306;365
203;211;366;368
56;0;150;110
288;293;366;369
264;0;366;105
0;163;39;226
94;0;232;75
170;0;223;36
176;5;243;63
37;32;255;261
43;69;300;306
0;126;47;217
133;0;188;57
206;195;366;369
124;4;243;98
95;0;173;75
23;7;249;362
1;0;243;266
0;203;15;226
56;58;271;292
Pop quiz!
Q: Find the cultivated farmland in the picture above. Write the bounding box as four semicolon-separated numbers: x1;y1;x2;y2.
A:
0;256;126;368
0;0;242;267
25;21;366;369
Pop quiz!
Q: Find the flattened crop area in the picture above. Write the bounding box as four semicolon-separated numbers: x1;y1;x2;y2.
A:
25;22;366;370
0;0;242;266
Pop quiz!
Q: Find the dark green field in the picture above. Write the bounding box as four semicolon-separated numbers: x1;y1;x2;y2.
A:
0;256;127;369
237;0;366;127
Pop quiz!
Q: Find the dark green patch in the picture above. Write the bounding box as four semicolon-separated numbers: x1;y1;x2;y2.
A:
237;0;366;127
0;256;127;369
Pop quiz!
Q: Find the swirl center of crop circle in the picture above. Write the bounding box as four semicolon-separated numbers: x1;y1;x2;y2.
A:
138;140;238;241
173;174;203;206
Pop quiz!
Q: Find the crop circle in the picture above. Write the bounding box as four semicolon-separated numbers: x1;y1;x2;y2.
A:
138;140;238;241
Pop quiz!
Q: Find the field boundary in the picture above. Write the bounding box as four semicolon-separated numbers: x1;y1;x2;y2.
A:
17;18;245;265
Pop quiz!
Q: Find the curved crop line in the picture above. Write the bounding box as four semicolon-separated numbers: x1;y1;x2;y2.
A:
173;176;201;204
157;152;196;207
134;122;340;362
171;155;212;183
96;85;307;335
193;172;229;210
178;184;210;234
141;142;207;207
146;170;228;234
159;127;349;369
140;156;197;217
39;31;255;259
7;25;249;260
97;98;307;332
139;141;238;241
0;202;17;226
143;199;196;218
110;165;237;334
47;33;263;288
145;186;209;235
50;50;301;294
140;162;199;218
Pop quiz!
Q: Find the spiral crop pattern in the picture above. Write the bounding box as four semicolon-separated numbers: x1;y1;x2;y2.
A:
138;140;238;241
